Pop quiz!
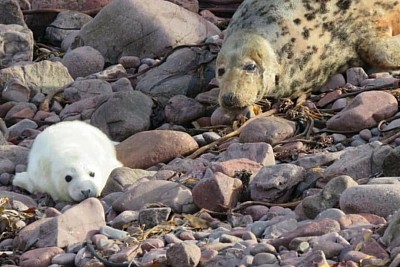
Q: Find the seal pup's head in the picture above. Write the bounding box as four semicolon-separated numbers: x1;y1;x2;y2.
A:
52;154;107;202
216;31;280;110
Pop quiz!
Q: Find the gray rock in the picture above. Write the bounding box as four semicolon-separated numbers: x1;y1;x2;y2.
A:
239;116;296;145
324;141;389;180
302;175;358;219
137;47;216;104
0;60;73;95
167;242;201;267
46;11;92;46
91;90;153;141
102;167;156;196
111;77;134;92
8;118;38;140
382;145;400;176
59;94;110;120
252;253;279;265
73;0;220;63
292;150;346;169
381;209;400;250
139;207;172;229
112;180;194;213
0;145;29;165
218;142;275;166
346;67;368;86
99;225;129;240
1;78;31;102
262;218;298;239
250;164;306;203
0;0;27;26
165;95;205;124
64;79;113;102
340;184;400;217
0;24;33;68
62;46;105;79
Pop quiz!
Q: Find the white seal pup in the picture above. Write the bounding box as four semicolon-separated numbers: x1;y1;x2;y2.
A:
13;120;123;202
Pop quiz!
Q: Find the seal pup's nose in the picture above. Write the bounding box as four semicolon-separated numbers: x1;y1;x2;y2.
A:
81;189;92;199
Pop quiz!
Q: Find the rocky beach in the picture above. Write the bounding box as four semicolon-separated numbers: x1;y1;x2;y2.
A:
3;0;400;266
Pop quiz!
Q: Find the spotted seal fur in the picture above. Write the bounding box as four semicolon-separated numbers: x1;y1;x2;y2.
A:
216;0;400;109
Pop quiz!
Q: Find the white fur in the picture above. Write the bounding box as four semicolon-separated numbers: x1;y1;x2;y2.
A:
13;121;123;202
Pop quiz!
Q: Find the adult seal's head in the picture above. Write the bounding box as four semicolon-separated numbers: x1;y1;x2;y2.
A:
216;31;280;110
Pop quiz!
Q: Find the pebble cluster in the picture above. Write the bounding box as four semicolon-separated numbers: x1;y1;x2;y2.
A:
2;0;400;267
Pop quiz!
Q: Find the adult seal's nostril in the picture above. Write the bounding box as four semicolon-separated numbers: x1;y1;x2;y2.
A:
221;92;240;108
81;189;91;199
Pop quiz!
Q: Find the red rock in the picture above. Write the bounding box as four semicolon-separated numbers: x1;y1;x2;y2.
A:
19;247;64;267
192;172;243;212
116;130;199;169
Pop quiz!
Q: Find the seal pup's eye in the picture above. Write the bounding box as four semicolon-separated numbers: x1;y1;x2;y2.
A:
89;171;95;177
243;63;257;72
217;68;226;77
65;175;73;183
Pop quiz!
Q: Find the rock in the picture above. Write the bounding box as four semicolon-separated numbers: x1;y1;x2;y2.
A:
59;94;110;120
0;24;33;68
118;56;141;69
340;184;400;218
167;241;201;267
102;167;156;196
0;60;73;95
137;47;216;104
0;0;27;26
14;198;105;249
0;145;29;165
346;67;368;86
139;207;172;229
327;91;398;131
302;175;358;219
4;102;37;122
46;10;92;46
63;79;113;102
111;77;134;92
165;95;206;125
112;180;194;213
297;250;330;267
61;46;105;79
109;210;139;229
2;78;31;102
192;172;243;212
91;90;153;142
210;158;262;178
270;218;341;248
7;119;38;140
250;164;306;203
218;142;275;166
0;191;37;208
73;0;220;63
51;253;76;266
324;142;391;180
99;225;129;240
318;73;346;93
239;116;296;145
116;130;199;169
382;145;400;176
19;247;64;267
381;209;400;250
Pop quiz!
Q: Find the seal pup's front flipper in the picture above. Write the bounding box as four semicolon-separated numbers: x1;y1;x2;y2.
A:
13;172;35;193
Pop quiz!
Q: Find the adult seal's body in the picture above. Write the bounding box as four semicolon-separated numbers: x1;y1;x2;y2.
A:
13;121;123;202
216;0;400;109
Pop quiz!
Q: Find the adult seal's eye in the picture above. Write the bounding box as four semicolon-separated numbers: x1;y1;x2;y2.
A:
243;63;257;72
65;175;73;182
89;171;95;177
217;68;226;77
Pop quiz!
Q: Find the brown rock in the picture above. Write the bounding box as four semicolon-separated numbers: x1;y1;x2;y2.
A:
14;198;105;249
116;130;199;169
327;91;398;131
19;247;64;267
239;116;296;145
218;142;275;166
192;172;243;212
270;218;341;248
